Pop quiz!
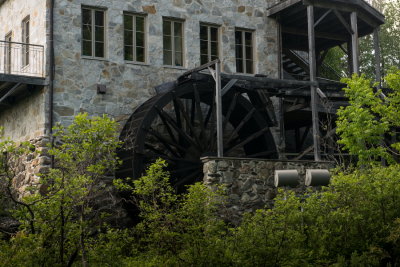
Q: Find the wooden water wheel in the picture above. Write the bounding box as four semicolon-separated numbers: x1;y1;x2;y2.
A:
117;78;277;189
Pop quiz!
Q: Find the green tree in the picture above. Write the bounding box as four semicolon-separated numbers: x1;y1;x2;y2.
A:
0;113;121;266
336;69;400;165
360;0;400;79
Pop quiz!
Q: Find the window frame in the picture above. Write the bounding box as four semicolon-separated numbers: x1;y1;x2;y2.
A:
21;16;30;67
162;18;184;67
81;6;107;59
199;23;220;65
5;31;12;74
123;12;147;63
235;28;255;74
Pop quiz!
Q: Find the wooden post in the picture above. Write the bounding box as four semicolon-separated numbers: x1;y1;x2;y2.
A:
350;12;359;74
373;28;381;88
277;16;286;158
307;5;321;161
215;61;223;157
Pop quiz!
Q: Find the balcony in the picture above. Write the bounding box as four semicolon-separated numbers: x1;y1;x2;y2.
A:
0;40;47;108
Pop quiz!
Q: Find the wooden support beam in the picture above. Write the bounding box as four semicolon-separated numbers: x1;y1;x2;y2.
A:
282;26;347;41
303;0;384;28
350;12;360;74
373;28;381;88
314;9;332;28
0;83;22;104
221;79;238;96
307;5;321;161
333;10;353;35
266;0;302;16
215;61;223;157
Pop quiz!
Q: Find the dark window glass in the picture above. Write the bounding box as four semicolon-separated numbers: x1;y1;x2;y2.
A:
95;42;104;57
95;11;104;26
125;45;133;61
82;9;92;25
136;16;145;32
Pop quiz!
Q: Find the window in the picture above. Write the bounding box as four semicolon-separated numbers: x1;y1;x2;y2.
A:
124;13;146;62
82;7;105;58
235;29;254;74
22;16;29;66
5;32;12;74
200;24;219;65
163;19;183;66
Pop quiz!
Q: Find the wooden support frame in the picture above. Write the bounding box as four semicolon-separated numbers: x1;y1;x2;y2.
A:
307;5;321;161
350;12;360;74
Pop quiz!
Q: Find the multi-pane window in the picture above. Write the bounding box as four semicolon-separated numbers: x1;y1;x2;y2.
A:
163;19;183;66
235;29;254;74
5;32;12;73
22;16;30;66
200;24;219;65
124;13;146;62
82;7;105;58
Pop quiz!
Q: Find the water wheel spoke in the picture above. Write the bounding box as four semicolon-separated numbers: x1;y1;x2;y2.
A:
174;97;203;148
226;108;256;144
193;85;206;139
204;94;215;128
155;107;200;150
146;127;182;158
223;92;239;132
173;99;182;129
156;108;179;145
225;126;270;154
191;97;196;124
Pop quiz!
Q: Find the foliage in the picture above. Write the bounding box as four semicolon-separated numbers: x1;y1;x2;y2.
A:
0;113;121;266
336;69;400;165
360;0;400;79
3;91;400;265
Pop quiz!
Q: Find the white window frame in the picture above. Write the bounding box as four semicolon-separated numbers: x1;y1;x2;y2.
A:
22;16;30;67
163;18;184;67
200;23;220;65
123;12;147;63
235;28;254;74
81;6;106;58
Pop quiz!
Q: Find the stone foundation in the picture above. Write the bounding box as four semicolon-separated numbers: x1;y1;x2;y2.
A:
202;157;334;223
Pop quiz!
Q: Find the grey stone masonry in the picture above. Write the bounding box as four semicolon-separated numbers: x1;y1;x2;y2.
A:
202;157;334;223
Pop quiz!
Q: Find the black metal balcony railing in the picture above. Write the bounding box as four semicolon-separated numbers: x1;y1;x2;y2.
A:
0;40;44;77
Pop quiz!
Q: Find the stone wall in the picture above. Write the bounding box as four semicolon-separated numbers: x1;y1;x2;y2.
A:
53;0;280;129
0;88;47;141
202;157;334;223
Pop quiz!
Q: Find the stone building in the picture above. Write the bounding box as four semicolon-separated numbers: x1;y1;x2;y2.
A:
0;0;385;204
0;0;280;142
